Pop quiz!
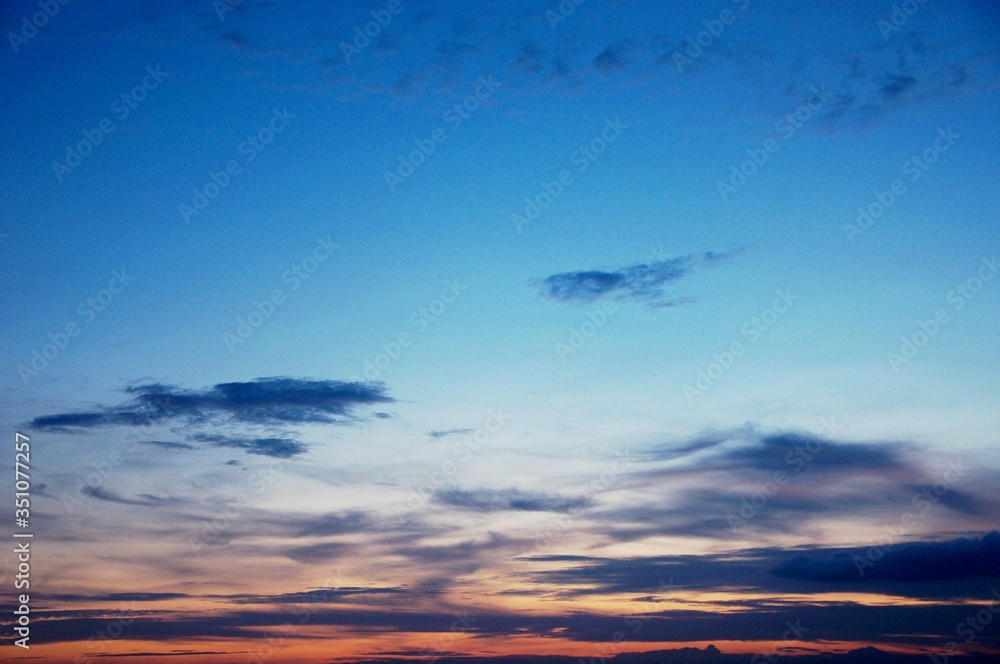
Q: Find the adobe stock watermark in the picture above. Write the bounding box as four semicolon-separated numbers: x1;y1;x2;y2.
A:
351;278;466;382
417;612;478;664
213;0;243;21
887;254;996;371
526;451;634;556
179;108;295;224
17;269;134;385
223;235;339;352
52;66;169;182
384;74;502;192
75;603;138;663
878;0;933;40
725;416;842;534
683;288;797;404
340;0;409;63
512;116;629;234
751;619;811;664
853;458;968;577
671;0;752;73
7;0;73;54
717;85;830;202
545;0;587;30
928;589;1000;664
189;459;286;553
844;127;958;243
392;407;511;524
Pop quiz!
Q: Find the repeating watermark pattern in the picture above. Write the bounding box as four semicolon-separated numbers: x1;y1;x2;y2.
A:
844;127;959;243
716;85;830;202
52;66;170;182
671;0;752;73
189;458;286;553
751;619;811;664
683;288;797;404
7;0;73;54
888;254;997;371
245;569;346;663
878;0;934;40
351;279;467;382
554;301;617;362
224;235;339;352
392;407;511;524
384;74;502;192
17;269;135;385
179;108;295;224
853;458;968;577
416;611;478;663
725;416;843;534
340;0;409;63
213;0;243;21
526;451;634;555
578;583;674;664
545;0;588;30
927;589;1000;663
512;116;629;234
554;245;668;362
75;603;139;663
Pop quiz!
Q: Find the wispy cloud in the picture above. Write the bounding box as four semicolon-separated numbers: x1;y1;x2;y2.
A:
29;377;393;431
534;249;742;306
434;487;594;513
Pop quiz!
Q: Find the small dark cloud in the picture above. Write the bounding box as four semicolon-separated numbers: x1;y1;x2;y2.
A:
434;487;594;513
534;249;741;306
217;29;249;50
29;377;393;431
80;486;175;507
144;440;196;451
592;39;631;74
284;542;351;564
190;434;307;459
428;428;475;440
879;73;918;99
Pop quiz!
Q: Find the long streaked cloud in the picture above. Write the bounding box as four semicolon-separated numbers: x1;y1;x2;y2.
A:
28;377;393;431
433;487;595;513
534;249;742;306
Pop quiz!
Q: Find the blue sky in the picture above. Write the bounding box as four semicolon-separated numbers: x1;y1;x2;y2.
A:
1;1;999;662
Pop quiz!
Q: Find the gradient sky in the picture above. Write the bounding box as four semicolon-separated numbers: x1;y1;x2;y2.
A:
1;1;1000;662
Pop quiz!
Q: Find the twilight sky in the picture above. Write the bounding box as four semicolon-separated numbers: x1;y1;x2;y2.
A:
1;1;999;662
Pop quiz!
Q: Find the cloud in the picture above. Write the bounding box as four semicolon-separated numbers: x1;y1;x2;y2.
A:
593;428;994;542
29;377;393;431
592;39;632;74
190;433;307;459
433;487;594;513
534;249;741;306
771;531;1000;583
283;542;352;564
428;428;475;440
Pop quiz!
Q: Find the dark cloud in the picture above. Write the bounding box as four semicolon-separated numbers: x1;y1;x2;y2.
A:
29;377;392;431
143;440;196;451
879;73;918;100
283;542;352;564
534;249;741;306
771;531;1000;583
592;39;632;74
80;486;178;507
434;487;594;513
594;428;994;542
428;428;475;439
190;433;307;459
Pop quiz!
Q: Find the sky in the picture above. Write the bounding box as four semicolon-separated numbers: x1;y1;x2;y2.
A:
1;0;999;662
